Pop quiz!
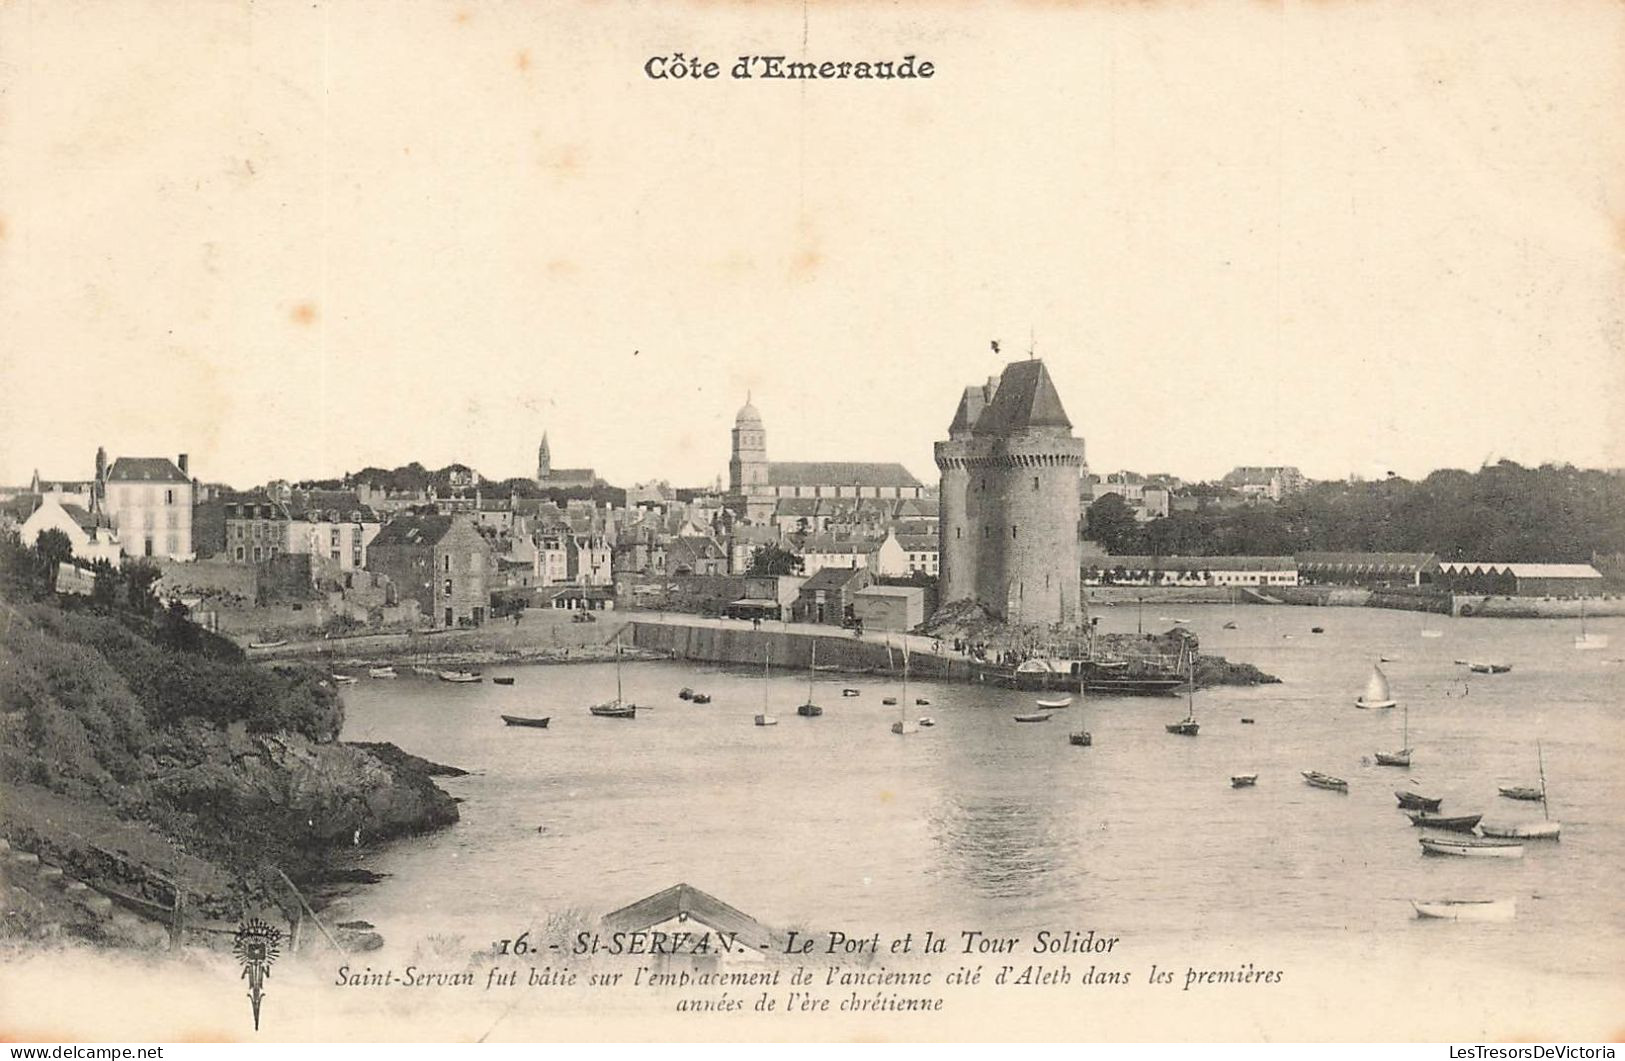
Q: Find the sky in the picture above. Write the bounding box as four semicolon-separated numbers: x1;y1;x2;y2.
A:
1;1;1621;491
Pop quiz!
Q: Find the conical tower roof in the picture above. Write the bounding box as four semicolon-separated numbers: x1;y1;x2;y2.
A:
972;359;1072;435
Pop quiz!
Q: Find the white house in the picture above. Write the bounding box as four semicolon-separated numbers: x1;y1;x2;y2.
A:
104;455;195;560
796;534;875;577
18;498;123;566
867;530;913;578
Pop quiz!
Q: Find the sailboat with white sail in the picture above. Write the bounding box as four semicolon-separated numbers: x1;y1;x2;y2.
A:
1354;663;1397;709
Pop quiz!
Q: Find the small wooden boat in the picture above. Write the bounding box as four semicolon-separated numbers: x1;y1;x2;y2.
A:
411;666;438;676
1468;662;1511;674
590;702;636;719
492;676;515;686
331;674;358;685
1411;899;1515;922
1035;696;1072;709
1164;717;1199;736
1311;626;1325;634
438;670;481;684
1302;770;1348;792
1405;811;1482;832
249;639;288;649
842;688;860;697
915;698;931;706
1230;773;1258;788
1355;664;1397;709
1240;717;1255;724
678;687;695;700
691;693;711;704
1222;621;1237;630
918;717;935;728
882;697;898;706
1395;789;1443;812
754;714;778;726
796;703;822;718
1498;785;1543;801
1479;820;1561;840
368;666;397;679
1419;836;1523;859
1013;713;1051;723
500;714;550;728
1375;702;1412;767
1069;731;1092;747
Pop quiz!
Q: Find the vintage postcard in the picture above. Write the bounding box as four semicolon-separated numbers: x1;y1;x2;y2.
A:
1;0;1622;1046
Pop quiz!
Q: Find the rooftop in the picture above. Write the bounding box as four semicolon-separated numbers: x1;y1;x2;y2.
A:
971;359;1073;436
767;461;923;489
107;457;189;484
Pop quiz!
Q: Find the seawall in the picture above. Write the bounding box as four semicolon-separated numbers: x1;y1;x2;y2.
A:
626;621;976;681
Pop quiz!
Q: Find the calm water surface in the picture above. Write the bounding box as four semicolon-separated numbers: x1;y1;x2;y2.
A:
338;605;1624;979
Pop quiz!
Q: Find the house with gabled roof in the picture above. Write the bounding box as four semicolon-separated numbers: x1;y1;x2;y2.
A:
366;514;494;627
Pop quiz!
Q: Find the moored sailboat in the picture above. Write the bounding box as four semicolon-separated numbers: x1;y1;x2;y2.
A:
797;642;823;718
1482;741;1562;840
891;642;917;735
755;643;777;726
1375;701;1412;767
590;632;637;719
1164;651;1199;736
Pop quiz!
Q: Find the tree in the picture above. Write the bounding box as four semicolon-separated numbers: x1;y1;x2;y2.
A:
91;559;120;605
1084;493;1141;555
747;544;804;577
34;529;73;593
123;558;162;616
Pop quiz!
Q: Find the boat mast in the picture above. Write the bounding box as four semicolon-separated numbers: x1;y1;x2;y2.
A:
902;641;910;725
808;640;816;704
763;643;771;713
1538;740;1549;820
615;630;624;703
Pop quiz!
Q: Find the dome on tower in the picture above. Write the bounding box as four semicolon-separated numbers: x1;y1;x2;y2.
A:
735;397;763;427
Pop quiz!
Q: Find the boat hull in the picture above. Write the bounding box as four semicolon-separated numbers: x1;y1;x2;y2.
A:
1013;713;1051;723
754;715;778;727
500;715;550;728
1498;786;1543;801
1036;697;1072;709
796;704;822;718
1419;837;1523;858
1479;821;1561;840
1374;750;1412;767
1302;771;1348;791
1355;699;1397;710
1230;774;1257;788
1069;732;1092;746
590;705;636;719
1165;721;1199;736
1395;791;1443;812
1406;812;1482;832
1412;899;1516;922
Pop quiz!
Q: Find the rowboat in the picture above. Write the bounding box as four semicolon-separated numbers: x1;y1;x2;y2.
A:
915;698;931;706
1405;811;1482;832
918;717;936;728
1230;773;1258;788
1419;836;1523;859
678;688;695;700
331;674;358;685
1411;899;1516;922
882;697;898;706
842;689;860;697
1302;770;1348;792
1479;820;1562;840
1070;731;1092;746
492;676;515;686
438;671;481;684
796;703;823;717
1468;662;1511;674
411;666;438;676
249;639;287;649
691;693;711;704
1395;790;1443;812
368;666;397;679
1354;664;1397;709
1240;717;1255;724
754;714;778;726
500;714;550;728
1498;785;1543;802
1013;713;1051;723
1036;697;1072;709
1311;626;1325;634
589;702;635;719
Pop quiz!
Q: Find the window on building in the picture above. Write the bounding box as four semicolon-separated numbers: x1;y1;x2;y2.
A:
1012;525;1018;539
165;489;174;504
444;579;453;595
235;546;244;560
955;528;961;540
444;555;450;572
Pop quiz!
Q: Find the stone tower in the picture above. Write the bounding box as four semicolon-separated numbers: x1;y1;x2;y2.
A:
536;433;551;483
935;359;1086;625
728;396;770;496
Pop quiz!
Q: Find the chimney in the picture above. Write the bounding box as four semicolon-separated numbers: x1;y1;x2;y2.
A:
178;453;190;477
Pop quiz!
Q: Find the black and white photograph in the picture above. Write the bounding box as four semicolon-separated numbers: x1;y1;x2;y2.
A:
0;0;1621;1045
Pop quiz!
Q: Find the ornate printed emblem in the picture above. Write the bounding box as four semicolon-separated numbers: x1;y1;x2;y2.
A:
232;918;283;1031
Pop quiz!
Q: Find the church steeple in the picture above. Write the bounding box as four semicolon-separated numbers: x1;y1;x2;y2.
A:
536;433;552;483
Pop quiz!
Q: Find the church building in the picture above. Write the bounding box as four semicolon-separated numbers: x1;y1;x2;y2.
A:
727;397;927;522
535;433;600;489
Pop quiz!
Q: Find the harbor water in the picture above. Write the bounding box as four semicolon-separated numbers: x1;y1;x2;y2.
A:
338;604;1624;985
